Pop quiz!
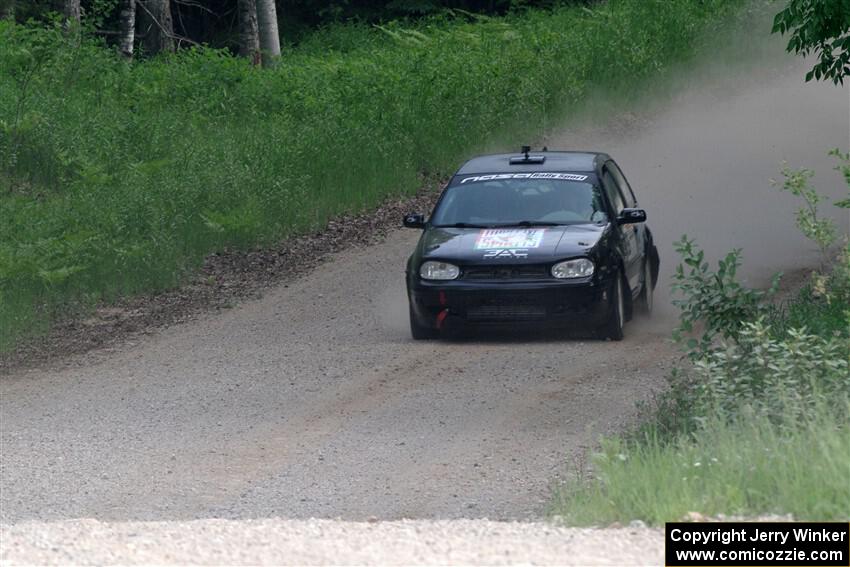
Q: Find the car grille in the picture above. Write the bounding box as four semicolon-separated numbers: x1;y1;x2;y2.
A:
462;264;550;280
466;304;547;321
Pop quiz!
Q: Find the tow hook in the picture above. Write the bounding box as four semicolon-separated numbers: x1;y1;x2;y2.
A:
436;308;449;330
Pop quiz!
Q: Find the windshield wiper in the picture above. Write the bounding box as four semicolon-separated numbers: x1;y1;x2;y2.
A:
496;220;566;227
434;221;568;228
433;222;495;229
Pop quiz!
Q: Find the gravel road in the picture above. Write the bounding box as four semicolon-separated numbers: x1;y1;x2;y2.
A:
1;227;674;523
1;47;847;564
0;520;663;565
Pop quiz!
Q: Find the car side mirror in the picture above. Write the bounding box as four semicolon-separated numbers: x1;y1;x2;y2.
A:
403;213;426;229
617;208;646;225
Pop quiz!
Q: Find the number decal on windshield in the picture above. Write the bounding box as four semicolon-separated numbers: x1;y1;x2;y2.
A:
475;229;545;250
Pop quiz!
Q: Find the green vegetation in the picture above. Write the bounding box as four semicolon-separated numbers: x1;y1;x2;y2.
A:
553;406;850;524
553;252;850;524
767;271;850;338
670;238;780;358
0;0;743;350
552;156;850;525
772;0;850;84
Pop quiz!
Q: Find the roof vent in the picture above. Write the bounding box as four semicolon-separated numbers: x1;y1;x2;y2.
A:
509;145;546;165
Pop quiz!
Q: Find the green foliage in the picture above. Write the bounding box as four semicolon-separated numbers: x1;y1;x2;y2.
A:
772;0;850;84
830;148;850;208
552;405;850;525
773;162;838;264
690;321;849;424
553;255;850;525
768;151;850;336
652;246;849;439
768;244;850;338
671;236;779;356
0;1;744;350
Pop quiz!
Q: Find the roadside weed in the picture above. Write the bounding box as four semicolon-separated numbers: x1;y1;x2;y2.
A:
553;404;850;525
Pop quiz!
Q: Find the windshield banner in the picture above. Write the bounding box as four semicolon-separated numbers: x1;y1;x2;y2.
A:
459;173;588;184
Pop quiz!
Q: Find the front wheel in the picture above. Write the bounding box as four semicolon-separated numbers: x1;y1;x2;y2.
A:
637;256;654;316
409;303;438;340
598;275;625;341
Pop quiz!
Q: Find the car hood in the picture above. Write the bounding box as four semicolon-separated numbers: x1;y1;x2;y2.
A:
421;224;606;264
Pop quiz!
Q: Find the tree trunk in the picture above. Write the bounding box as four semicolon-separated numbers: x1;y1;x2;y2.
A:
238;0;260;65
140;0;174;54
256;0;280;67
64;0;81;24
119;0;135;58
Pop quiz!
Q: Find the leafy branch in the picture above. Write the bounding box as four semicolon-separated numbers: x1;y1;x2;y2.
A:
772;0;850;84
671;236;779;358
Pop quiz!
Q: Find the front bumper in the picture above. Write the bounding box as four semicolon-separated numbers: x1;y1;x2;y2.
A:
408;278;612;331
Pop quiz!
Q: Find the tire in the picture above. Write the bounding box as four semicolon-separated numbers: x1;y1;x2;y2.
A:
637;256;654;316
410;303;438;340
599;275;625;341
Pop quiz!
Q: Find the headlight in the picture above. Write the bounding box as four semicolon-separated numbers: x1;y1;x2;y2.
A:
420;261;460;280
551;258;594;279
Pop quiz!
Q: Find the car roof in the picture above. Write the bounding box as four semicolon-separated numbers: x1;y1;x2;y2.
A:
455;151;609;175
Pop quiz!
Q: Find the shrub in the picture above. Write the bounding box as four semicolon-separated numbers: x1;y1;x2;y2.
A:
671;236;779;357
775;164;837;265
690;321;848;425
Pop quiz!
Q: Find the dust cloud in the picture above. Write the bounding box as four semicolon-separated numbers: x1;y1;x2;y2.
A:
388;17;849;335
546;20;849;321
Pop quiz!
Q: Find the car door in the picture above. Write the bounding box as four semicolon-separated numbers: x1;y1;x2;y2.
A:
601;162;642;294
608;160;648;265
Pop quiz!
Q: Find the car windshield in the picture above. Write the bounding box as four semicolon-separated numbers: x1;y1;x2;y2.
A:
431;176;608;227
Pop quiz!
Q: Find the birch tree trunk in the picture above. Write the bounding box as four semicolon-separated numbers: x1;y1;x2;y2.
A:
140;0;174;54
238;0;260;65
256;0;281;67
119;0;136;58
64;0;80;24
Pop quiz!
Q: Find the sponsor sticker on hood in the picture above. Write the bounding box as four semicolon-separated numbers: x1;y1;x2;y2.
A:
475;229;545;250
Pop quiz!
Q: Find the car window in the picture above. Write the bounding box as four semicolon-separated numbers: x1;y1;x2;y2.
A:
431;176;608;226
601;169;625;215
607;161;636;207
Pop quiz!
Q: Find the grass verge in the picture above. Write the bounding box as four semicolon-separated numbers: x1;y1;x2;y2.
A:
553;406;850;524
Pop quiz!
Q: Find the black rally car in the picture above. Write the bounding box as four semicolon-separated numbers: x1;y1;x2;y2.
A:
403;148;659;340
